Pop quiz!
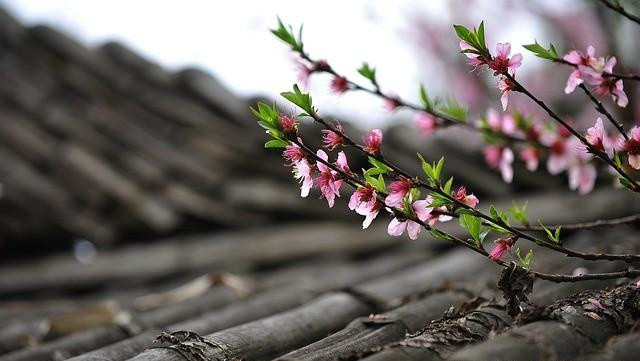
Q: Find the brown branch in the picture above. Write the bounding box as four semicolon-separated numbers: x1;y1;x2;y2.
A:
598;0;640;27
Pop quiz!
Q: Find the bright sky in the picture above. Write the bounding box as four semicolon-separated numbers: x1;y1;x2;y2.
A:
0;0;571;127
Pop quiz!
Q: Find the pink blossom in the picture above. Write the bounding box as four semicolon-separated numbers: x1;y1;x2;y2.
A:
415;113;438;135
488;238;514;261
563;47;628;107
520;146;540;172
487;109;518;135
568;163;597;194
585;117;614;154
349;185;376;212
459;40;486;68
385;178;413;207
594;78;628;108
484;146;514;183
363;129;383;154
282;144;305;165
425;207;453;226
563;46;597;93
387;199;433;240
295;59;313;88
330;76;349;94
453;186;479;208
623;126;640;169
348;185;381;229
547;138;571;175
315;150;343;208
279;114;297;134
488;42;522;75
293;158;314;197
321;123;346;150
497;75;517;111
335;151;353;176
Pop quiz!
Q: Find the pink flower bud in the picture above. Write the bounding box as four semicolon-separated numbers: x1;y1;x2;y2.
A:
488;238;514;261
363;129;383;154
330;76;349;94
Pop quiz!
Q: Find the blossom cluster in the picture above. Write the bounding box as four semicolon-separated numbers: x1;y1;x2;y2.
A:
263;18;640;276
563;46;628;107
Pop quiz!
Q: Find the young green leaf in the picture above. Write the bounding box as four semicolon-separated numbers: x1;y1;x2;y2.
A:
443;177;454;194
270;17;302;51
523;40;559;60
508;201;529;226
515;248;533;271
358;62;377;85
460;213;482;245
280;84;314;114
538;221;561;244
264;139;288;148
368;156;391;174
419;84;433;112
437;97;468;122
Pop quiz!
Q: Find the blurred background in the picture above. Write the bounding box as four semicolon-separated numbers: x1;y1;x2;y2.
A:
1;1;640;360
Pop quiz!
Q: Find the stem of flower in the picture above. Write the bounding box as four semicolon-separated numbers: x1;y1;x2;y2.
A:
578;83;629;141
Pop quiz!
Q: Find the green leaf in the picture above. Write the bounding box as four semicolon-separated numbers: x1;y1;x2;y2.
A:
489;205;500;220
434;157;445;182
523;40;559;60
281;84;314;114
443;177;454;194
476;21;486;51
430;228;452;241
264;139;288;148
417;153;434;180
538;220;561;244
368;156;391;174
437;97;467;122
419;84;433;112
508;201;529;226
516;248;533;271
614;151;622;168
358;62;377;85
270;17;298;50
460;213;482;245
453;24;473;45
429;193;452;207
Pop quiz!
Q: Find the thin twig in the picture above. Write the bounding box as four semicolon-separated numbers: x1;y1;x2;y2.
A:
598;0;640;27
433;209;640;231
297;53;546;148
578;83;629;141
